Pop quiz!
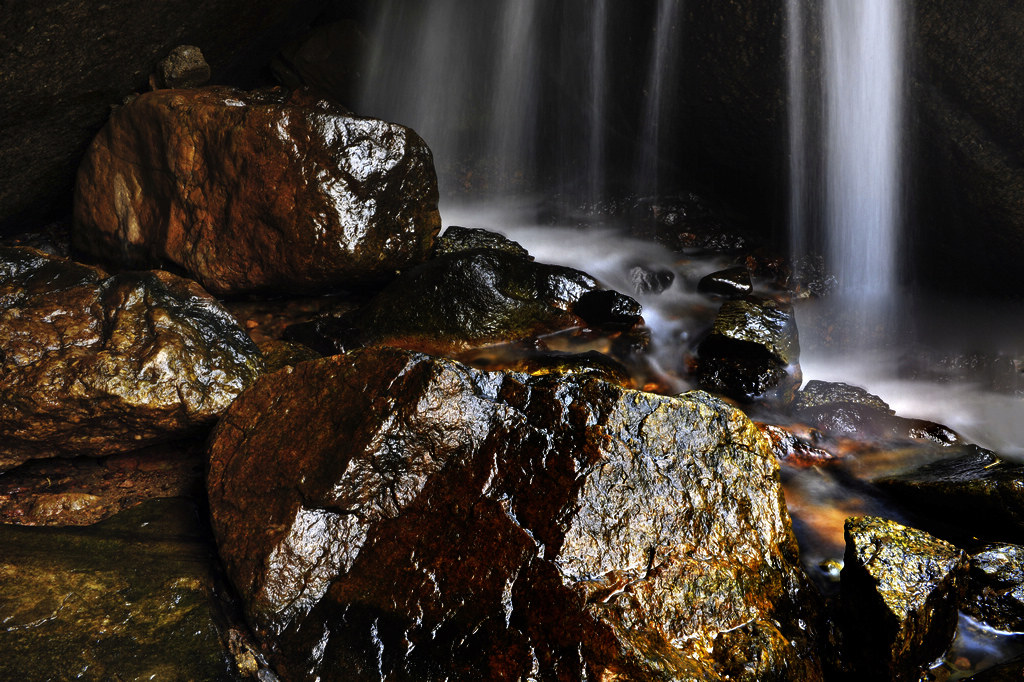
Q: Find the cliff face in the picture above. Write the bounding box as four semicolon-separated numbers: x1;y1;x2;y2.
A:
0;0;324;232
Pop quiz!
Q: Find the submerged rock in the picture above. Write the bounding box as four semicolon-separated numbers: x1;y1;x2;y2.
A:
629;264;675;295
207;348;820;681
840;516;967;681
0;246;263;469
284;249;641;356
964;544;1024;632
0;499;240;680
697;296;800;402
697;265;753;298
74;86;441;295
875;446;1024;544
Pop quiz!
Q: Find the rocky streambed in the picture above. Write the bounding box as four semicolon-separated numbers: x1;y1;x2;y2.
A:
1;83;1023;681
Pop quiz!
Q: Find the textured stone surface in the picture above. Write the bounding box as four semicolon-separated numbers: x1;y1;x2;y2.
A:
840;516;968;680
284;249;639;356
0;246;263;468
965;544;1024;632
207;348;821;681
0;499;240;681
697;266;753;298
697;296;800;402
74;86;441;295
0;0;322;231
432;225;531;260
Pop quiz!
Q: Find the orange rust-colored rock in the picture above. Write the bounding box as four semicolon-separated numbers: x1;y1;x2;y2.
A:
74;86;441;295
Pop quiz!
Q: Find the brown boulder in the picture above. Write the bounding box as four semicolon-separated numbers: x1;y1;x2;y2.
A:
207;348;821;681
0;246;263;468
74;86;441;295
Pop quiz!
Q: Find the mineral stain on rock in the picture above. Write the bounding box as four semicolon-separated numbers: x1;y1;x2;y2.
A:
207;348;821;681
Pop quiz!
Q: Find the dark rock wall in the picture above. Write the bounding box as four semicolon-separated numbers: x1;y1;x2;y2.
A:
0;0;325;233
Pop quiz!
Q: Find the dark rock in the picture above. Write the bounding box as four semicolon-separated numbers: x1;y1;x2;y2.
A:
628;264;675;295
0;499;240;680
0;0;322;232
875;446;1024;544
432;225;532;260
459;348;633;387
840;516;968;681
573;288;643;331
74;86;441;295
155;45;211;89
965;544;1024;632
285;249;640;356
794;380;893;415
697;297;800;402
969;654;1024;681
697;266;753;298
757;422;837;467
0;246;263;469
207;348;821;681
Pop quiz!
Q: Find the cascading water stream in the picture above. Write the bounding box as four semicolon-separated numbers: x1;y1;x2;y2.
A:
823;0;904;336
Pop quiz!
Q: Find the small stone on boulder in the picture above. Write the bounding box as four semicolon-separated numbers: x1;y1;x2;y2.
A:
74;86;441;295
840;516;967;680
154;45;210;89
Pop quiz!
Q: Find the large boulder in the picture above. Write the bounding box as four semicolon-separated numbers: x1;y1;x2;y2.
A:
207;348;821;681
0;0;323;232
0;246;264;469
74;86;441;295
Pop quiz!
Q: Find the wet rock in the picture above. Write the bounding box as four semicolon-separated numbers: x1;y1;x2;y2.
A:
840;516;968;681
0;499;240;680
432;225;531;260
964;544;1024;632
207;348;821;681
628;264;675;295
697;266;753;298
875;446;1024;544
0;246;263;469
154;45;210;89
284;249;640;356
794;380;893;415
791;380;896;439
697;296;800;402
757;422;837;467
74;86;441;295
459;348;633;387
573;288;643;331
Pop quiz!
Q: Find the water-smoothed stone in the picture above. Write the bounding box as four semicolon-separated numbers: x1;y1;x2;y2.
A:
0;246;263;468
432;225;531;259
840;516;968;681
964;544;1024;632
74;86;441;295
697;296;800;402
875;446;1024;544
0;498;240;680
283;249;641;356
697;266;753;298
207;348;821;681
629;264;675;295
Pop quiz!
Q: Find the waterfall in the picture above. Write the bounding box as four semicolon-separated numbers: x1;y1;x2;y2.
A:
823;0;904;330
585;0;610;206
786;0;809;259
635;0;684;198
